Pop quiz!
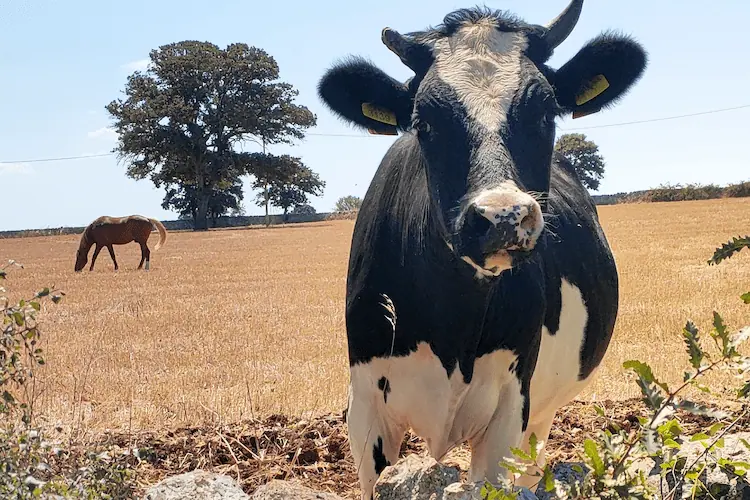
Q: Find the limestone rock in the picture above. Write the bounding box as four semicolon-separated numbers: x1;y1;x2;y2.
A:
373;455;460;500
143;470;249;500
252;479;344;499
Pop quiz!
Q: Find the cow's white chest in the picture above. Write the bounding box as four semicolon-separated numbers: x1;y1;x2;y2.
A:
349;342;519;459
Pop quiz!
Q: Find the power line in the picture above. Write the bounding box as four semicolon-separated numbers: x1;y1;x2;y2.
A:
0;152;113;165
560;103;750;131
2;103;748;165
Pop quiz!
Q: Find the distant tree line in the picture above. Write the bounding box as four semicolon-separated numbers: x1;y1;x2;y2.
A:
592;181;750;205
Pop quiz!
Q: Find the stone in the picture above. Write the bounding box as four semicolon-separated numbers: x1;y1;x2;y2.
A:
251;479;345;499
143;470;249;500
373;455;460;500
535;462;588;500
635;432;750;500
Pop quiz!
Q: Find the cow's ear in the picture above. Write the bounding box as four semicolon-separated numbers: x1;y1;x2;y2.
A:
318;57;413;135
551;32;647;119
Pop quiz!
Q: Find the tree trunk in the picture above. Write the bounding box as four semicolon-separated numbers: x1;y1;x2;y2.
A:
264;183;270;227
283;208;289;223
195;192;210;231
262;138;271;227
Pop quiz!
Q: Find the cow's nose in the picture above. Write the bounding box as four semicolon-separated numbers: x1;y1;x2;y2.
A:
462;196;543;253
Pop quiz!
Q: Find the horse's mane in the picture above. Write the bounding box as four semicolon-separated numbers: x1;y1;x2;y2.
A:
77;216;108;251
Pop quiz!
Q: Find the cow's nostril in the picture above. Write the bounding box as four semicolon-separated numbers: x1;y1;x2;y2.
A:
519;213;535;233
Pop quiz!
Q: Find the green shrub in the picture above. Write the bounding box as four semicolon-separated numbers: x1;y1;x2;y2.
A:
1;260;137;499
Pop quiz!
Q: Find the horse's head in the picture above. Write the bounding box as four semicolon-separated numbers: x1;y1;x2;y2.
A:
74;248;88;272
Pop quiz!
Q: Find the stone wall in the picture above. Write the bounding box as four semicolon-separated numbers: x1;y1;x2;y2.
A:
0;213;333;239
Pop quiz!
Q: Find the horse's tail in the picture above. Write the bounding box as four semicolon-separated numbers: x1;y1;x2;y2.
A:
149;218;167;251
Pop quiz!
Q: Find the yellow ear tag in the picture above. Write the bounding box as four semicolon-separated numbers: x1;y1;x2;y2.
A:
575;74;610;106
368;128;398;136
362;102;397;126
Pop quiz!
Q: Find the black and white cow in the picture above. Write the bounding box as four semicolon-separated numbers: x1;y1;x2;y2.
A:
317;1;647;498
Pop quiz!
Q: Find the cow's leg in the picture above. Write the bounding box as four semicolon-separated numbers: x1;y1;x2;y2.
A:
514;410;557;489
89;244;102;271
467;380;526;487
347;380;405;500
106;245;118;271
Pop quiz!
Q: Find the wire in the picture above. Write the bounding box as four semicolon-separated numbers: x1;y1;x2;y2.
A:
559;104;750;131
0;152;113;165
2;103;748;164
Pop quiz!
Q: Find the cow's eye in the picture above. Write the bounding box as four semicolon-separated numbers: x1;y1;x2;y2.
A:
415;120;431;135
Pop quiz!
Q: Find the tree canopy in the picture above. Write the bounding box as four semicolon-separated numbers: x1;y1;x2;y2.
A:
253;158;325;220
554;133;606;191
334;195;362;212
106;40;320;230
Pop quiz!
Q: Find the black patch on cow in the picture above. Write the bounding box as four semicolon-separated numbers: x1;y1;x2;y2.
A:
377;377;391;403
373;436;390;474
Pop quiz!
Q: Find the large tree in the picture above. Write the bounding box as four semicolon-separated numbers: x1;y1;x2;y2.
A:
254;159;325;221
554;133;606;191
106;40;317;230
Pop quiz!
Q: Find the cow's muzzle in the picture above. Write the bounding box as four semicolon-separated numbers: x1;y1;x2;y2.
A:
453;187;544;278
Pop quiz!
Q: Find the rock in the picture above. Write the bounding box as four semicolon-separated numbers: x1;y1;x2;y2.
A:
373;455;537;499
441;481;537;500
374;455;460;499
536;433;750;500
143;470;249;499
441;481;483;500
634;432;750;500
535;463;588;500
252;479;345;499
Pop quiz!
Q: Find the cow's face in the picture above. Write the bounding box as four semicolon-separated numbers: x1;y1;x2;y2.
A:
318;0;647;278
406;20;559;276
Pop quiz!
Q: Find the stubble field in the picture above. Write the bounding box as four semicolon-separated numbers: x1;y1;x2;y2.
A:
1;198;749;441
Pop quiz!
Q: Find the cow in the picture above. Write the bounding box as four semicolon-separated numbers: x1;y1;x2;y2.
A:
316;1;647;498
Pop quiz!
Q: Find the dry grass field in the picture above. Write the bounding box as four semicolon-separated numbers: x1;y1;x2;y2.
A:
1;198;749;441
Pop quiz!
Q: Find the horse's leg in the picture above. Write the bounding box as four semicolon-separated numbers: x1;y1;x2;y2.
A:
137;241;150;270
89;244;102;271
144;243;151;271
106;245;118;271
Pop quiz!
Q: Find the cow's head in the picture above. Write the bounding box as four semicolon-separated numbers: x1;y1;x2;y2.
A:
318;0;647;278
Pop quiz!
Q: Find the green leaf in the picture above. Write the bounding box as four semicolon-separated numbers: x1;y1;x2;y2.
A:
742;292;750;304
664;438;680;449
712;311;731;355
529;433;539;462
510;447;532;462
708;422;725;436
623;360;656;383
2;391;15;403
691;433;711;442
738;381;750;399
678;401;729;420
584;439;604;476
36;288;50;298
708;235;750;265
594;405;605;416
51;295;62;304
29;301;40;311
542;466;556;492
12;312;24;326
683;321;705;369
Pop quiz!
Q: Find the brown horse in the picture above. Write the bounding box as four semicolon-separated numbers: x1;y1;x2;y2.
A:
74;215;167;272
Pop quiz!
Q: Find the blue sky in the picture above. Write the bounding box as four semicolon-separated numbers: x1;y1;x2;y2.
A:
0;0;748;231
